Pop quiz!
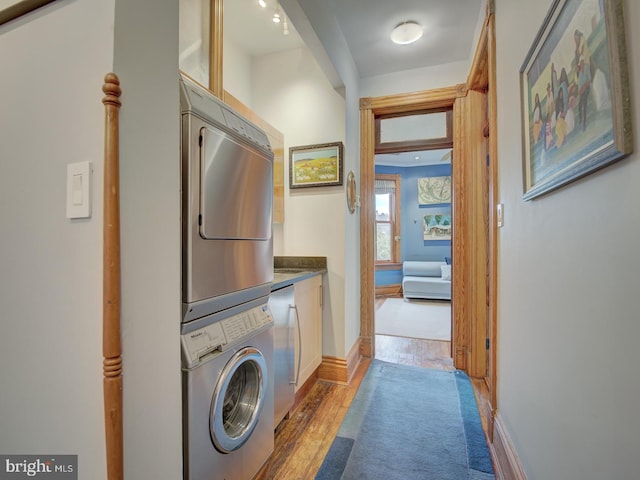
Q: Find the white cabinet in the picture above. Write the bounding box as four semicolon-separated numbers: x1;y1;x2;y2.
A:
293;275;323;392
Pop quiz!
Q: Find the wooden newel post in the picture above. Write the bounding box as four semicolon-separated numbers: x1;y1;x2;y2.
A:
102;73;123;480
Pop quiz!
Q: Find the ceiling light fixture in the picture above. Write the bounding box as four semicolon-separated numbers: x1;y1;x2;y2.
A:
258;0;266;7
272;11;281;23
390;21;423;45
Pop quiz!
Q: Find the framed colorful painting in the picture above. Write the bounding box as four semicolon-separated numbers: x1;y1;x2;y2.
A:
520;0;632;200
289;142;343;189
423;214;452;241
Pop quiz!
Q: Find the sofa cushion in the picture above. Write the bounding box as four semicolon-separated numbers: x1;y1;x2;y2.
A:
402;276;451;300
402;261;445;277
441;265;452;281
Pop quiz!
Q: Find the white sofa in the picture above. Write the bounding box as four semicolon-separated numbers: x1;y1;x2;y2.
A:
402;261;451;300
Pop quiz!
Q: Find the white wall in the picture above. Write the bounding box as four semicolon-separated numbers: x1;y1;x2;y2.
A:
222;1;361;358
223;35;253;105
495;1;640;478
251;47;348;357
342;75;362;356
113;0;183;478
359;60;469;98
1;0;183;477
0;1;114;476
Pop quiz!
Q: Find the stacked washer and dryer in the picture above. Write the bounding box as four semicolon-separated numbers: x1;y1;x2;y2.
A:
179;73;275;480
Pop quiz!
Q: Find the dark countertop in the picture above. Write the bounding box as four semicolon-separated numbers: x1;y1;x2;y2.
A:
271;268;325;291
271;256;327;291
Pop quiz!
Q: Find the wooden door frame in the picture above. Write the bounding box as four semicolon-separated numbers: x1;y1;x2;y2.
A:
359;86;464;362
466;8;498;440
359;8;498;440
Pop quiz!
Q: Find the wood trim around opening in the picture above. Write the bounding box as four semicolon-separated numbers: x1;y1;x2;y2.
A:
209;0;223;98
360;86;464;360
374;109;453;154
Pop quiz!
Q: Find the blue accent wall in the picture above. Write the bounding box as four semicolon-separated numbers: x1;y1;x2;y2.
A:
375;163;452;286
376;269;403;286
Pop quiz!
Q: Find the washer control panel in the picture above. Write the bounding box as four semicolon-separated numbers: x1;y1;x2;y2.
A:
181;304;273;368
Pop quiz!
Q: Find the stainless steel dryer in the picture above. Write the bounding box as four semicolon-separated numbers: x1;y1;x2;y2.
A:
182;303;275;480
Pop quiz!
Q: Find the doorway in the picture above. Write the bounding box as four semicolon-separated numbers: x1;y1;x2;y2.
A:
360;82;495;430
372;125;454;365
359;12;498;439
361;87;491;365
359;86;460;361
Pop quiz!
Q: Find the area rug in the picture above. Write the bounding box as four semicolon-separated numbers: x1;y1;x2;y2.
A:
315;360;494;480
376;298;451;341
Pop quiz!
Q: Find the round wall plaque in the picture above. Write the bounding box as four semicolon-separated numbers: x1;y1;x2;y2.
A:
346;171;356;213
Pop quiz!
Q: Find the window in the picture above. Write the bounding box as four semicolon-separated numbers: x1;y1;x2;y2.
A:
375;175;401;265
375;109;453;154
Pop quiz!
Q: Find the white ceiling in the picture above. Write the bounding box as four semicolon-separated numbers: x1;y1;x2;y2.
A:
376;149;451;167
325;0;484;78
225;0;485;77
224;0;481;167
224;0;305;56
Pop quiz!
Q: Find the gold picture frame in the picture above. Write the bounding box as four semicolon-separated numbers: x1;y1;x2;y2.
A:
346;171;356;213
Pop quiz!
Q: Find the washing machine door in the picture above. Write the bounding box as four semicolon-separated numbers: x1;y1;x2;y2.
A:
210;346;268;453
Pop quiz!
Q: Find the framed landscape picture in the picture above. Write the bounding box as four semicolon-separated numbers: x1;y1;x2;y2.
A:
423;214;452;241
418;176;452;205
289;142;344;189
520;0;632;200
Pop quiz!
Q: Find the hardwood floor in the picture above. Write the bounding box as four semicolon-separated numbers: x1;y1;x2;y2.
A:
254;358;371;480
254;297;490;479
375;334;455;371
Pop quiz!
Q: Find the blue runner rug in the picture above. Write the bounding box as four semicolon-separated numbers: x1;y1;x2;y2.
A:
315;360;495;480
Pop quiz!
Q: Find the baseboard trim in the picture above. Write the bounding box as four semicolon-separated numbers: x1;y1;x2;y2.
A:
375;284;402;297
491;413;527;480
292;367;318;412
319;337;363;385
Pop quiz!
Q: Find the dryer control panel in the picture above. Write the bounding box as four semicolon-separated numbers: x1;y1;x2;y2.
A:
181;304;273;369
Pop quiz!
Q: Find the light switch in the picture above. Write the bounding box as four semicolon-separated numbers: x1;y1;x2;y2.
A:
66;161;92;219
72;174;83;205
497;203;504;228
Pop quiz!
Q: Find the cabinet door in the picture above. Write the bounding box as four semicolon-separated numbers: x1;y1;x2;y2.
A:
293;275;323;391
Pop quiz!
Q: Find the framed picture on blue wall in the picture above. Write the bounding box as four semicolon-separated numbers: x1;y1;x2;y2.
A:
423;214;452;241
418;176;451;205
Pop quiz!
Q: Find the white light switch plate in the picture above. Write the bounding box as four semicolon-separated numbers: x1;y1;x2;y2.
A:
497;203;504;228
66;161;92;219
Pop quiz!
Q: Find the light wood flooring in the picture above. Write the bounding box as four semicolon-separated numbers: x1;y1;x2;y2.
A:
254;297;490;479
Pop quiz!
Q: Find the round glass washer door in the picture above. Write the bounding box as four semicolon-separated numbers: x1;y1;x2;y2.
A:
210;347;267;453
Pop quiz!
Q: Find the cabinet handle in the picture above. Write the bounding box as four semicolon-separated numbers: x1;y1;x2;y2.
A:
319;285;323;307
289;304;302;386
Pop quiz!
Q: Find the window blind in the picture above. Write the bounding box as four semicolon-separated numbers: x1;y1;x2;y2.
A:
375;179;396;194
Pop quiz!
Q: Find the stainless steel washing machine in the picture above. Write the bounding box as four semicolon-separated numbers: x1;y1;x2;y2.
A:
182;302;275;480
